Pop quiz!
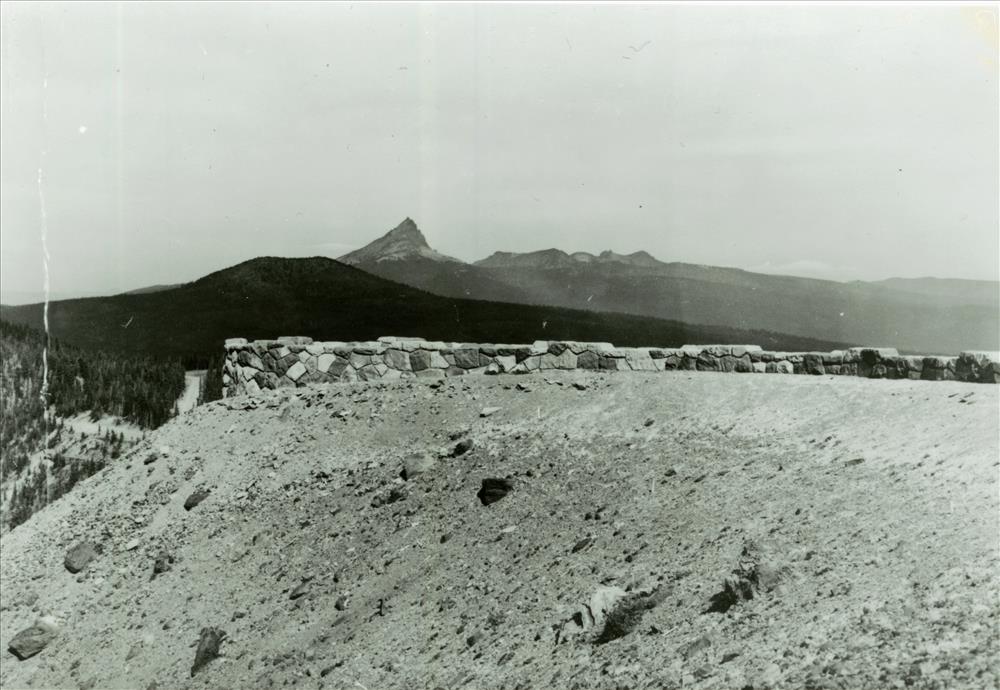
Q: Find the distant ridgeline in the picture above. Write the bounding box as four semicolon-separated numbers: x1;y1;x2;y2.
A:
222;336;1000;396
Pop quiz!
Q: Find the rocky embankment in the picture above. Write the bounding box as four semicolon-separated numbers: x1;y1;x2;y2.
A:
223;337;1000;397
1;371;997;689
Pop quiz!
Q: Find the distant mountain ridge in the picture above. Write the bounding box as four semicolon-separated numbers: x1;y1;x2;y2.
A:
333;218;1000;354
477;248;664;269
0;256;844;364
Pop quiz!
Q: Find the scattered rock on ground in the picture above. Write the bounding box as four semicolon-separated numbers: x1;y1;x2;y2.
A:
7;625;57;660
451;439;474;457
183;489;211;511
190;627;226;677
64;542;99;574
477;478;514;506
707;540;788;613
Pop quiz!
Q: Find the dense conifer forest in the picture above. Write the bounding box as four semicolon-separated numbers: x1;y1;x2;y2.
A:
1;319;186;529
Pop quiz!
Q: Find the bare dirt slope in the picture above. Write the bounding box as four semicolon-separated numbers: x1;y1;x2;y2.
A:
1;372;997;690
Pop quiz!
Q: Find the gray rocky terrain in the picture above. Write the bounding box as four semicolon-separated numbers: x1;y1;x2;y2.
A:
1;372;997;689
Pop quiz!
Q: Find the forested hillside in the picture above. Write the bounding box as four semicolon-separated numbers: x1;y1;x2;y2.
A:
0;320;186;529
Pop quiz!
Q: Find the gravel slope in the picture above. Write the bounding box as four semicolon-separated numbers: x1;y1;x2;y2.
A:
1;372;997;690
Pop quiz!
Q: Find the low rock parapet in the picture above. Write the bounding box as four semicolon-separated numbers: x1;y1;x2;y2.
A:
221;337;999;397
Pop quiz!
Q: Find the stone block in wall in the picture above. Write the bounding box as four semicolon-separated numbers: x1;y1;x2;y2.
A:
803;354;825;375
269;344;291;360
410;350;448;371
600;356;629;371
350;353;372;368
237;351;264;371
384;349;411;371
327;358;350;378
478;344;497;357
531;341;549;355
730;345;762;357
577;351;599;370
956;351;1000;383
286;361;307;382
225;338;248;348
766;361;793;374
383;369;403;381
547;342;569;356
245;379;261;396
254;370;278;390
623;349;657;372
679;355;698;370
455;348;486;369
823;351;845;365
445;366;465;377
523;356;542;371
540;350;577;370
733;355;754;373
752;361;766;373
847;347;899;359
661;355;682;371
278;336;313;346
496;355;517;372
357;365;380;381
305;343;324;356
695;352;720;371
514;347;533;363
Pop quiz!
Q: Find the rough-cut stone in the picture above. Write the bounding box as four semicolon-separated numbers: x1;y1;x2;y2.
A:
7;626;56;660
454;348;484;369
495;355;517;372
64;542;99;573
285;361;307;382
540;350;577;370
237;351;264;370
384;349;410;371
477;478;514;506
184;488;211;511
222;337;998;396
191;627;226;677
957;351;1000;383
577;350;599;370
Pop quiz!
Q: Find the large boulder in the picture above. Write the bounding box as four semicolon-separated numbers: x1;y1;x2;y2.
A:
191;627;226;677
64;541;99;574
7;625;56;660
477;478;514;506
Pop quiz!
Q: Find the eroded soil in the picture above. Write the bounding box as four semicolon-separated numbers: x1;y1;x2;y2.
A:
1;372;997;689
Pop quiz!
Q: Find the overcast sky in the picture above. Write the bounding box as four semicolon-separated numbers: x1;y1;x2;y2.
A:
1;2;997;303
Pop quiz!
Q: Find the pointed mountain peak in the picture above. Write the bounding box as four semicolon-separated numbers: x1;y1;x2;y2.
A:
388;217;422;239
339;218;461;265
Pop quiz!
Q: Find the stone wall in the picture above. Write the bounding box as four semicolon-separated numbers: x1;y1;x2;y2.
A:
221;337;1000;397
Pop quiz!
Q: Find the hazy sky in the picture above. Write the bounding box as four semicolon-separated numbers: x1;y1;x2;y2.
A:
1;2;997;302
